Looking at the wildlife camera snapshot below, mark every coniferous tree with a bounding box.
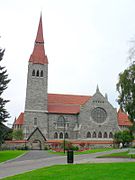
[0,48,10,146]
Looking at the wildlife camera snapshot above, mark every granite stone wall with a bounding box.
[78,90,120,139]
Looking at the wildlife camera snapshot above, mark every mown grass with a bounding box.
[3,162,135,180]
[98,150,135,158]
[0,150,27,163]
[48,148,114,156]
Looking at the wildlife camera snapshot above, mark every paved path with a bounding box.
[0,149,135,179]
[8,150,58,162]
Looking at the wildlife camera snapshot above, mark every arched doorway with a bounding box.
[32,139,42,150]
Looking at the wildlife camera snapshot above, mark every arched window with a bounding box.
[57,116,66,127]
[40,70,43,77]
[65,132,68,139]
[54,132,58,139]
[87,132,91,138]
[32,70,35,76]
[59,132,63,139]
[98,132,102,138]
[36,70,39,77]
[104,132,107,138]
[109,132,113,138]
[92,132,96,138]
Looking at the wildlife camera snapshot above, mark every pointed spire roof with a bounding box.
[96,84,99,93]
[29,14,48,64]
[35,13,44,43]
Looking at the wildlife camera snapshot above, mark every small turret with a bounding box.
[105,93,108,100]
[96,84,100,93]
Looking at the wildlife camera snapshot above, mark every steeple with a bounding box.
[96,84,99,93]
[29,14,48,64]
[35,13,44,43]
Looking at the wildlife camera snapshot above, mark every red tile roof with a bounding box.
[29,14,48,64]
[117,109,132,126]
[29,45,48,64]
[48,104,80,114]
[14,112,24,125]
[35,14,44,43]
[48,93,91,114]
[48,93,91,105]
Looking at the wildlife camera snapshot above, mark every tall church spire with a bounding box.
[29,14,48,64]
[35,13,44,43]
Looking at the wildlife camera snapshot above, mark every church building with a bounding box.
[13,15,132,148]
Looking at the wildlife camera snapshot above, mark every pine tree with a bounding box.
[0,48,10,146]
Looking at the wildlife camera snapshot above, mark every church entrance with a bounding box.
[32,140,42,150]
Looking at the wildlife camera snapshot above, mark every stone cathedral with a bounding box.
[13,15,132,147]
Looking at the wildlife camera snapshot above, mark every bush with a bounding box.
[12,129,24,140]
[71,145,79,151]
[44,145,49,150]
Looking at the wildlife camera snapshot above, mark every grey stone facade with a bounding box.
[48,114,78,140]
[78,89,120,140]
[24,62,48,139]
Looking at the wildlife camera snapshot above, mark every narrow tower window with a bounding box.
[36,70,39,77]
[40,70,43,77]
[32,70,35,76]
[34,118,37,126]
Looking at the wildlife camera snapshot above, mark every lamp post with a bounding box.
[63,116,66,154]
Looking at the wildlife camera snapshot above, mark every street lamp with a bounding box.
[64,117,66,154]
[61,115,66,154]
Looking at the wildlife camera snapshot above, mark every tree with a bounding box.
[0,49,10,122]
[117,63,135,121]
[0,48,10,145]
[12,129,24,140]
[114,130,134,147]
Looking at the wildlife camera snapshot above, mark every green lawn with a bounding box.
[0,150,28,163]
[3,162,135,180]
[98,151,135,158]
[49,148,114,155]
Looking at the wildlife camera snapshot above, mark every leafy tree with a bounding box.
[117,63,135,121]
[0,48,10,145]
[12,129,24,140]
[114,130,134,147]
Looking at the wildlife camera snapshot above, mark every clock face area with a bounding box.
[91,107,107,123]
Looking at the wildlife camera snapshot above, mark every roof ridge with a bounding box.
[48,93,91,97]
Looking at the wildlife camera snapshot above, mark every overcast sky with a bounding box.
[0,0,135,126]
